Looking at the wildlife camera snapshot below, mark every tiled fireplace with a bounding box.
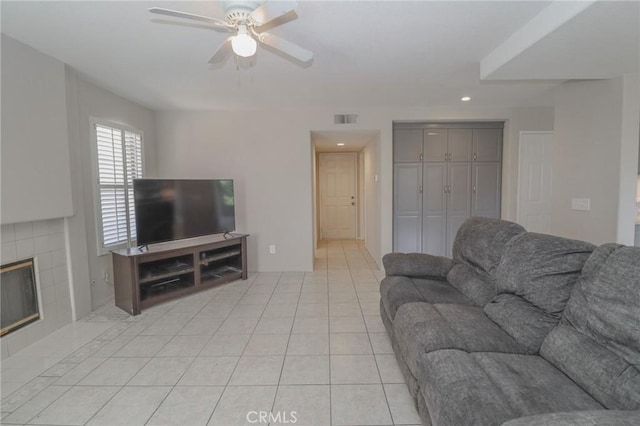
[1,259,40,336]
[0,219,73,358]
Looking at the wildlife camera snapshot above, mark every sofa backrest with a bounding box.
[540,244,640,410]
[484,232,595,353]
[447,217,525,305]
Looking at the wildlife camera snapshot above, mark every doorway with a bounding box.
[310,130,382,267]
[318,153,357,239]
[517,131,554,233]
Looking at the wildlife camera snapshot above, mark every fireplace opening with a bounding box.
[1,259,40,337]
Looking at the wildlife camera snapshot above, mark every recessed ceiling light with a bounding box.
[461,96,471,102]
[337,143,345,146]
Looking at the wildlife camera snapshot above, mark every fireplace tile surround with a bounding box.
[1,219,73,358]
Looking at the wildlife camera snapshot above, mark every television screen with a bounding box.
[134,179,235,245]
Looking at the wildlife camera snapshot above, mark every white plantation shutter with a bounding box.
[95,123,143,249]
[125,131,143,242]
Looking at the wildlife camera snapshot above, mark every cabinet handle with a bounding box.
[419,153,423,161]
[473,153,477,161]
[473,185,477,193]
[419,186,423,194]
[445,153,449,161]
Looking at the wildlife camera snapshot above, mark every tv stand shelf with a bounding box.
[111,234,248,315]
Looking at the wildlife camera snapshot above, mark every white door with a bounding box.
[518,132,554,233]
[319,153,357,239]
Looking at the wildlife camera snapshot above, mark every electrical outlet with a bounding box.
[571,198,591,211]
[269,245,276,254]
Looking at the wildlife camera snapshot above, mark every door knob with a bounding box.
[351,202,355,206]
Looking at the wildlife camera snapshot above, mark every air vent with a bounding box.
[334,114,358,124]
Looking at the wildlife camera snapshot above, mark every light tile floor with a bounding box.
[1,240,421,426]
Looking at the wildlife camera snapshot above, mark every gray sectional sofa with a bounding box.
[381,217,640,425]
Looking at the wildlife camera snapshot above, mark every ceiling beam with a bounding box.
[480,0,596,80]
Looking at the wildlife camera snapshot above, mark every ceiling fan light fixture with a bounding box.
[231,24,257,57]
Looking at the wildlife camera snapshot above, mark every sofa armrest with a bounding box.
[501,410,640,426]
[382,253,454,279]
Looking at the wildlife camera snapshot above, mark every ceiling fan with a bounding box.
[149,1,313,64]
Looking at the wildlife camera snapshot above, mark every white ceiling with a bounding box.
[1,1,637,111]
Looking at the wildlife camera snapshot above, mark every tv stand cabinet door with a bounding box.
[113,254,140,315]
[241,236,248,280]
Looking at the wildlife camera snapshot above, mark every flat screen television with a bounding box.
[133,179,235,245]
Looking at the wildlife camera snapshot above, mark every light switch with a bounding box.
[571,198,590,211]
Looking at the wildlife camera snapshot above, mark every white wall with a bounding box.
[616,74,640,244]
[552,76,640,245]
[156,110,314,271]
[156,106,553,271]
[65,72,158,310]
[1,35,73,224]
[311,143,318,255]
[363,136,381,265]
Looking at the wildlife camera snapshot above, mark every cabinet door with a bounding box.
[447,129,473,162]
[422,163,447,256]
[393,164,422,253]
[473,129,502,161]
[423,129,448,162]
[472,162,502,218]
[393,129,423,163]
[447,163,472,257]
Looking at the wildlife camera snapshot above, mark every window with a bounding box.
[93,121,143,252]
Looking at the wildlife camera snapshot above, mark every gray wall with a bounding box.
[66,72,158,310]
[552,76,640,245]
[1,35,73,224]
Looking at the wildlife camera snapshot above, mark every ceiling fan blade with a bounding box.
[209,38,234,64]
[259,32,313,63]
[149,7,230,28]
[250,1,297,27]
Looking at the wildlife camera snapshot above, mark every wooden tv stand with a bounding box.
[111,233,248,315]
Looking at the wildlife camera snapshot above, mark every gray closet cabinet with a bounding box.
[393,123,503,257]
[393,129,423,163]
[424,129,472,162]
[393,163,423,253]
[472,162,501,218]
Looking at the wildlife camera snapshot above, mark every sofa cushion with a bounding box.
[418,350,603,426]
[380,276,474,321]
[501,410,640,426]
[382,252,454,278]
[484,232,595,353]
[446,217,526,306]
[541,244,640,410]
[392,302,527,376]
[447,263,495,306]
[452,217,526,275]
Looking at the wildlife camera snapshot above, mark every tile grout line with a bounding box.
[2,241,403,426]
[269,272,303,426]
[84,285,224,426]
[348,239,396,426]
[201,272,267,425]
[205,271,280,425]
